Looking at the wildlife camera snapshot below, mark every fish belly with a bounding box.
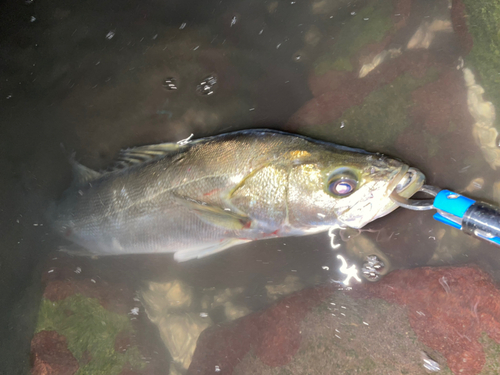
[68,199,237,256]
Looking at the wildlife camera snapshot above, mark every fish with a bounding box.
[49,129,425,262]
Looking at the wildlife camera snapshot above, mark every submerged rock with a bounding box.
[463,68,500,170]
[354,266,500,374]
[265,275,304,301]
[189,265,500,374]
[31,331,79,375]
[141,280,193,313]
[32,254,167,375]
[141,280,212,373]
[156,313,212,372]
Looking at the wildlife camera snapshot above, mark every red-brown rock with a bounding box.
[353,266,500,375]
[287,51,443,129]
[43,279,135,315]
[115,330,132,353]
[31,330,79,375]
[410,70,473,136]
[188,286,334,374]
[451,0,473,55]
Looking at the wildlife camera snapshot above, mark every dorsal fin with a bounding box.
[68,142,186,186]
[70,156,102,186]
[104,142,184,172]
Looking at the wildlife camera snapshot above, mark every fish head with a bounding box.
[287,150,425,230]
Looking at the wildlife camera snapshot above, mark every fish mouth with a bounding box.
[373,167,426,221]
[392,167,426,197]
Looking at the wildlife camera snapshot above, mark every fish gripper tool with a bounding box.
[391,185,500,246]
[433,190,500,246]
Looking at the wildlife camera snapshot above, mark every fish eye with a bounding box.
[327,169,358,197]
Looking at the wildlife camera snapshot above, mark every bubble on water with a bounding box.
[129,307,139,316]
[230,15,238,27]
[163,77,178,91]
[361,255,385,282]
[196,74,218,96]
[105,30,115,40]
[292,51,303,62]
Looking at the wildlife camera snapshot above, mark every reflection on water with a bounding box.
[2,0,500,373]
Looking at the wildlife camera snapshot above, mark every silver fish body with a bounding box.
[50,129,424,261]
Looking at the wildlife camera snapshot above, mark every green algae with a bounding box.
[462,0,500,131]
[478,334,500,374]
[314,0,394,76]
[308,68,440,154]
[36,294,145,375]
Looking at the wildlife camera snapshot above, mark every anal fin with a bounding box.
[58,244,99,259]
[173,238,250,262]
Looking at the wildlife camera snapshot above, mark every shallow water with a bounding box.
[2,0,500,373]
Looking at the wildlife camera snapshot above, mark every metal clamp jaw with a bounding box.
[433,190,500,246]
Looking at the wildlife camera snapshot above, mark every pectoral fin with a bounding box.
[173,238,250,262]
[174,196,251,230]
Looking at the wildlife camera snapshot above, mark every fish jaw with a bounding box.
[343,166,425,228]
[372,167,425,220]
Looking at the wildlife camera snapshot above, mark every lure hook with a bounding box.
[390,185,441,211]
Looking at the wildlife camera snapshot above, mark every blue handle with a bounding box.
[433,190,475,217]
[432,190,500,246]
